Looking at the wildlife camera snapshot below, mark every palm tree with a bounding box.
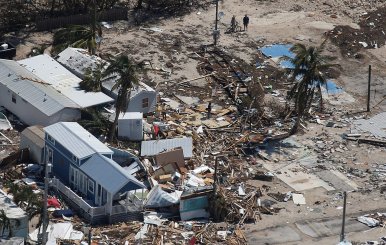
[53,0,101,55]
[103,55,140,141]
[53,24,102,55]
[0,210,11,238]
[79,108,111,137]
[26,197,44,230]
[79,61,107,92]
[281,42,337,134]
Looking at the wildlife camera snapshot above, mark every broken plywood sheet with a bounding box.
[175,95,200,105]
[161,98,181,110]
[155,148,185,168]
[354,112,386,139]
[184,113,205,126]
[202,119,230,129]
[263,162,335,191]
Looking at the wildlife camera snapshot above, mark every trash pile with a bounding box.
[357,213,386,227]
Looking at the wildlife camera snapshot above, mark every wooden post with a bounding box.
[214,0,219,46]
[340,191,347,242]
[367,65,371,112]
[213,156,220,221]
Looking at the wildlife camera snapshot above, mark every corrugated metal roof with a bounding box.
[80,154,145,193]
[56,48,104,78]
[44,122,113,159]
[141,137,193,158]
[102,80,156,99]
[21,125,45,148]
[56,48,155,99]
[0,59,79,116]
[18,54,113,108]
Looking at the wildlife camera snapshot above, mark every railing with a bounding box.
[50,178,105,217]
[111,204,127,215]
[50,178,141,217]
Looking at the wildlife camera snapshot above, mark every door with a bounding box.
[95,184,102,205]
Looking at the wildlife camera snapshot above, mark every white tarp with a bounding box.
[29,222,83,244]
[0,112,12,130]
[357,215,380,227]
[144,185,182,208]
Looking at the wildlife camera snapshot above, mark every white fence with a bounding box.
[50,178,105,217]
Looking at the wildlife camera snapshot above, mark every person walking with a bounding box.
[243,14,249,31]
[206,102,212,119]
[231,15,236,32]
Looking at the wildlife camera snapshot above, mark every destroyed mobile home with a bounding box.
[0,42,384,244]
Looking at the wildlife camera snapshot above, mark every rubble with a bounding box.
[1,2,386,244]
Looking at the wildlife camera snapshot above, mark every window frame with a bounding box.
[72,154,78,164]
[88,179,94,194]
[11,93,16,103]
[46,147,53,164]
[142,97,149,108]
[47,134,55,145]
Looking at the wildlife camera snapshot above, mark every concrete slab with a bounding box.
[295,218,368,238]
[263,162,335,191]
[354,112,386,139]
[245,225,302,244]
[316,170,359,192]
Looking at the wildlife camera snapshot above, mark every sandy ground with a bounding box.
[5,0,386,243]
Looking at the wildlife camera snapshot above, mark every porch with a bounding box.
[49,178,144,224]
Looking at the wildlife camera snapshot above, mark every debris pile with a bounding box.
[328,5,386,57]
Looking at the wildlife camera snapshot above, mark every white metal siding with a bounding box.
[0,84,79,126]
[127,91,157,114]
[118,113,143,141]
[20,136,44,164]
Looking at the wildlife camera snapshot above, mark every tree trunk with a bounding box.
[318,83,323,112]
[289,116,300,135]
[108,111,120,142]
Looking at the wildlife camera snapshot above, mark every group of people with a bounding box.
[231,14,249,32]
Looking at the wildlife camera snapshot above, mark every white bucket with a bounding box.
[1,43,8,49]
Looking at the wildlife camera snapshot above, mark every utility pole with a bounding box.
[90,0,97,55]
[340,191,347,242]
[367,65,371,112]
[41,154,50,244]
[213,0,219,46]
[213,156,221,221]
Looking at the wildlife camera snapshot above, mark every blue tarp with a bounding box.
[260,44,343,94]
[260,44,295,68]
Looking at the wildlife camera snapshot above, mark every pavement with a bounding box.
[244,210,386,244]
